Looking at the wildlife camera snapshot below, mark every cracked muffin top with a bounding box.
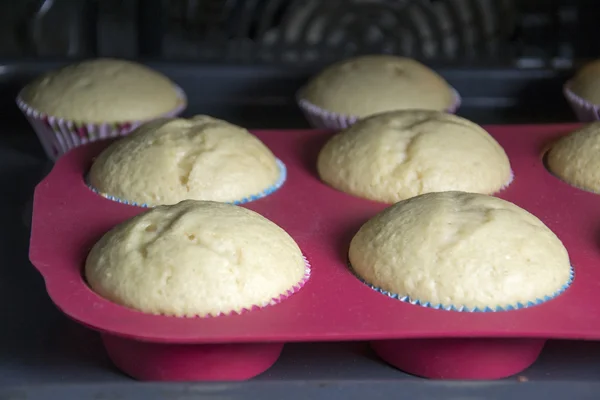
[88,115,281,206]
[316,110,512,203]
[348,191,572,310]
[85,200,307,317]
[20,58,183,123]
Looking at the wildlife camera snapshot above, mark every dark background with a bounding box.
[3,0,599,64]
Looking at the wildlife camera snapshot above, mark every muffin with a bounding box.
[88,115,285,207]
[564,60,600,121]
[85,200,310,317]
[16,58,187,160]
[349,191,573,312]
[317,110,512,203]
[546,122,600,193]
[297,55,460,129]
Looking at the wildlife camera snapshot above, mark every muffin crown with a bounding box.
[317,110,512,203]
[301,55,455,117]
[85,200,306,317]
[349,191,572,310]
[20,58,182,123]
[88,115,281,206]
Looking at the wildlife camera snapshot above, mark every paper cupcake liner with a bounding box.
[563,82,600,122]
[16,85,188,162]
[497,169,515,193]
[86,158,287,208]
[206,255,312,318]
[297,88,462,130]
[348,262,574,312]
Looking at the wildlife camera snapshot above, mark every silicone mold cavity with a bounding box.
[102,335,283,381]
[371,338,546,380]
[31,123,600,381]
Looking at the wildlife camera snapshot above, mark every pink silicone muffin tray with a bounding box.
[30,123,600,381]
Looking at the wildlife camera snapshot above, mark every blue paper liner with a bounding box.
[348,262,574,312]
[86,158,287,208]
